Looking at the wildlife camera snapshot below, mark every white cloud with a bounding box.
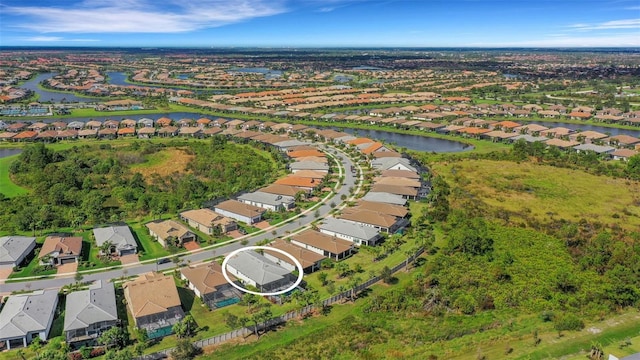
[4,0,286,33]
[21,36,65,42]
[568,18,640,31]
[20,36,100,42]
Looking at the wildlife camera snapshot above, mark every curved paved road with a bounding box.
[0,145,362,294]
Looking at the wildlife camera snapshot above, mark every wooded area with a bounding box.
[0,138,281,233]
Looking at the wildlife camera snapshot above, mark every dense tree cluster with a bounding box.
[0,139,279,232]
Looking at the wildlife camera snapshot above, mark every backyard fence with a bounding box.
[136,247,424,360]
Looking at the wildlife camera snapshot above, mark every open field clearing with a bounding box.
[131,148,194,180]
[432,159,640,231]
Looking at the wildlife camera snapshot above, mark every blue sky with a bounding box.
[0,0,639,47]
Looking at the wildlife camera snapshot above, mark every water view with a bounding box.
[19,73,95,103]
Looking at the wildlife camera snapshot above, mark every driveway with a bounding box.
[253,221,272,230]
[119,254,140,265]
[0,266,13,283]
[227,230,244,239]
[57,262,78,275]
[183,241,201,251]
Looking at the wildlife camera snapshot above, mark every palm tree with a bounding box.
[99,241,114,259]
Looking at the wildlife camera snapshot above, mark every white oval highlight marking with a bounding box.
[221,245,304,296]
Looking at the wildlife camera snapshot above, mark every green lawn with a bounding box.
[129,222,171,261]
[78,231,122,272]
[0,155,29,198]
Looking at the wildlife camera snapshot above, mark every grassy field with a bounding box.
[200,265,640,360]
[431,159,640,231]
[130,147,194,179]
[0,155,29,198]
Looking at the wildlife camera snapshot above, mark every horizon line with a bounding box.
[2,45,640,50]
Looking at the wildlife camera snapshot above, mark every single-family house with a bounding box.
[569,131,608,144]
[264,239,325,273]
[38,235,82,266]
[573,143,616,156]
[237,191,295,212]
[371,157,417,172]
[274,175,321,190]
[92,225,137,256]
[370,184,419,200]
[260,184,310,198]
[180,208,237,235]
[180,262,242,309]
[354,201,409,218]
[545,138,581,149]
[339,209,409,234]
[319,218,383,246]
[605,135,640,149]
[289,161,330,173]
[611,149,638,161]
[145,220,196,248]
[290,230,354,261]
[123,272,184,337]
[0,236,36,267]
[378,169,421,179]
[64,280,118,345]
[226,250,295,293]
[361,192,408,206]
[0,289,59,349]
[373,176,422,189]
[214,200,265,225]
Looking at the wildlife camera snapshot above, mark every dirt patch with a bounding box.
[119,254,140,265]
[183,241,201,251]
[57,262,78,275]
[587,327,602,334]
[132,148,194,181]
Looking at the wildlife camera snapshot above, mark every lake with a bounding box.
[332,127,472,153]
[0,112,471,153]
[0,148,22,159]
[20,73,96,103]
[4,110,639,152]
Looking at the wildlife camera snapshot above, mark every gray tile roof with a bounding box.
[92,225,137,252]
[0,289,58,339]
[371,157,417,172]
[361,192,407,206]
[510,134,548,143]
[64,280,118,332]
[0,236,36,265]
[319,217,381,241]
[289,161,330,171]
[272,139,312,149]
[227,251,290,287]
[237,191,295,207]
[573,143,616,153]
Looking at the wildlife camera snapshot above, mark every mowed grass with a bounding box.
[0,155,29,198]
[432,159,640,231]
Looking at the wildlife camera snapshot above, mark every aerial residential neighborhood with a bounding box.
[1,1,640,358]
